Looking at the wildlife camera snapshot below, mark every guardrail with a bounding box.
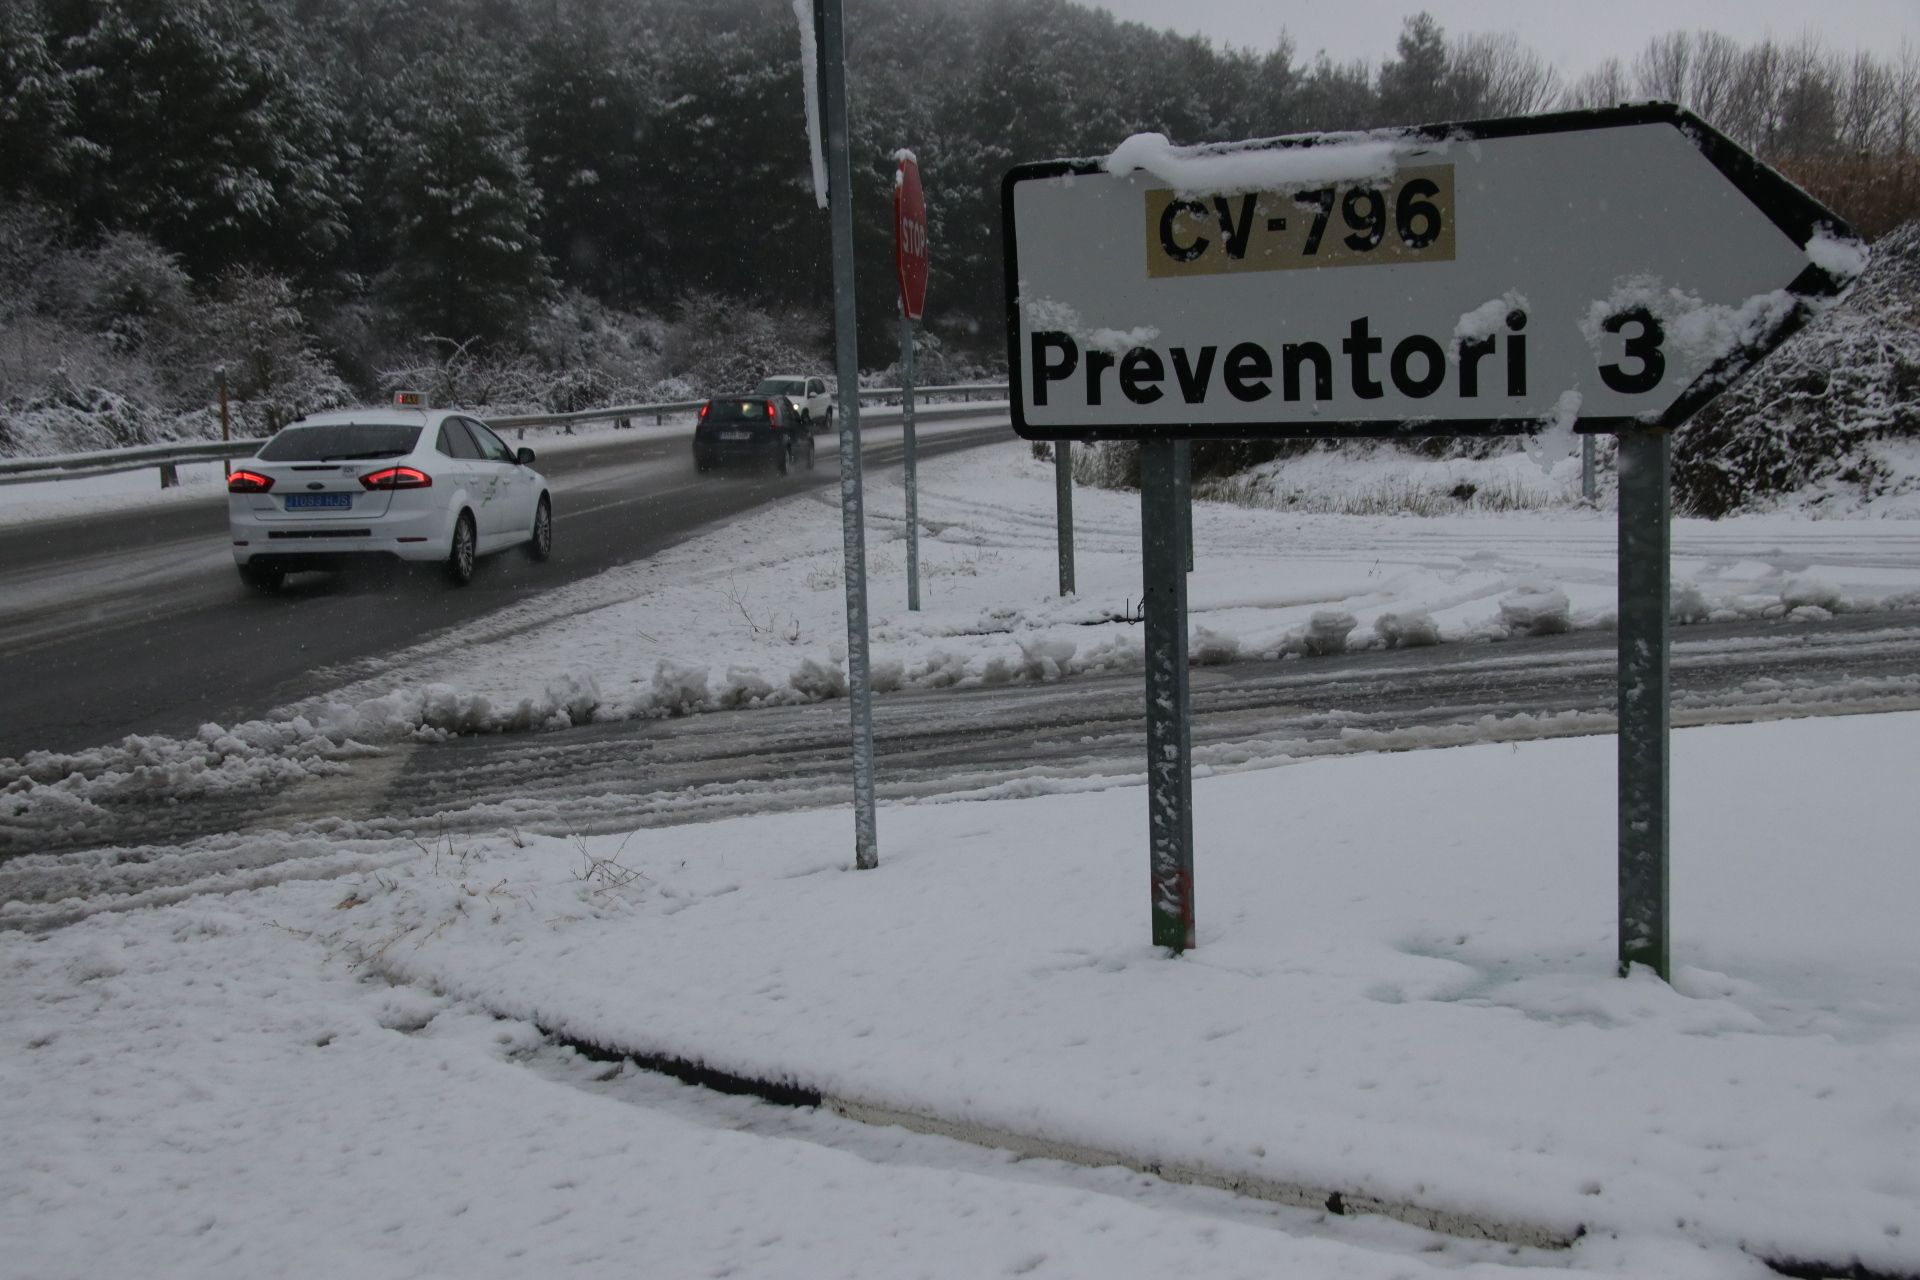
[489,382,1009,432]
[0,438,270,488]
[0,383,1012,488]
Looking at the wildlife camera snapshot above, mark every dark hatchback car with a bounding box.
[693,395,817,474]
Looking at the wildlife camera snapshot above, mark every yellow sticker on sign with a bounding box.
[1144,165,1456,278]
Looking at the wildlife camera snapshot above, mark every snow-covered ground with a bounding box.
[4,436,1920,1276]
[6,711,1915,1277]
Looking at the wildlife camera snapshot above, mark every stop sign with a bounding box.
[895,152,929,320]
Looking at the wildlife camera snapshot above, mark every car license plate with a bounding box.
[285,493,352,510]
[718,431,751,441]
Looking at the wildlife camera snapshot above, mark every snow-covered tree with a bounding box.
[0,1,86,197]
[199,269,351,432]
[519,9,661,306]
[377,59,552,349]
[44,0,353,279]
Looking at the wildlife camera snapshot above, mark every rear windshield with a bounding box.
[259,423,421,462]
[708,399,772,422]
[754,379,802,396]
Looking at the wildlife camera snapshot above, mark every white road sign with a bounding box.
[1002,104,1860,440]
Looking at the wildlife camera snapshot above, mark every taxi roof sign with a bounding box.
[393,391,426,408]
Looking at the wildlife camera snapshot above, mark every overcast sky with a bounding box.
[1089,0,1920,76]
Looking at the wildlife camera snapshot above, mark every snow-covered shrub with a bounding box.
[377,341,547,416]
[199,269,351,434]
[656,292,825,396]
[0,212,199,452]
[1674,219,1920,516]
[867,327,1002,390]
[1071,440,1140,490]
[524,290,667,411]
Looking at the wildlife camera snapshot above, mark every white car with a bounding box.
[227,399,552,590]
[754,375,833,430]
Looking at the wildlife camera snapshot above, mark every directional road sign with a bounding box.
[1002,103,1857,441]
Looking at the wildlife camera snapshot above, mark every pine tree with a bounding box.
[1374,11,1452,126]
[379,58,552,348]
[45,0,353,280]
[0,1,86,199]
[519,9,660,306]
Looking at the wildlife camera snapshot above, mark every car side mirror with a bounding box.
[516,447,536,466]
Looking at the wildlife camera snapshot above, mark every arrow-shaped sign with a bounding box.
[1003,103,1862,441]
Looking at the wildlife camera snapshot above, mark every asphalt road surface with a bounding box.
[0,417,1012,760]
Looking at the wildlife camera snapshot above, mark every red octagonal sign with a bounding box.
[895,153,929,321]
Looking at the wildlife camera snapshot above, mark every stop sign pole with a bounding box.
[896,151,928,611]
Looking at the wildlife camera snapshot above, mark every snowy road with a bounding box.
[0,414,1009,757]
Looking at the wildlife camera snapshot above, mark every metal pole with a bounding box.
[901,312,920,611]
[1054,441,1075,596]
[820,0,878,870]
[1174,439,1193,572]
[1616,428,1670,980]
[1582,433,1597,502]
[218,365,232,476]
[1140,440,1194,952]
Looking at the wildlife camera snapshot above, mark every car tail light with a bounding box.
[699,403,709,420]
[228,469,274,493]
[360,466,433,490]
[765,401,777,424]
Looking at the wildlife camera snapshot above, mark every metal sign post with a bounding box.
[901,314,919,610]
[1054,442,1075,596]
[1617,428,1671,976]
[1002,104,1855,964]
[819,0,877,870]
[1140,440,1195,950]
[1174,440,1194,572]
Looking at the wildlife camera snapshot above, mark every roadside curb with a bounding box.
[544,1026,1578,1253]
[542,1024,1920,1277]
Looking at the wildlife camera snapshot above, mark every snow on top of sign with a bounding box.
[1807,227,1870,281]
[1453,293,1530,347]
[792,0,827,210]
[1105,131,1410,194]
[893,148,918,166]
[1023,295,1159,356]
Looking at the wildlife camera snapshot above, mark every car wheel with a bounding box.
[773,438,790,476]
[238,562,283,593]
[804,433,817,470]
[445,511,477,586]
[526,494,552,562]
